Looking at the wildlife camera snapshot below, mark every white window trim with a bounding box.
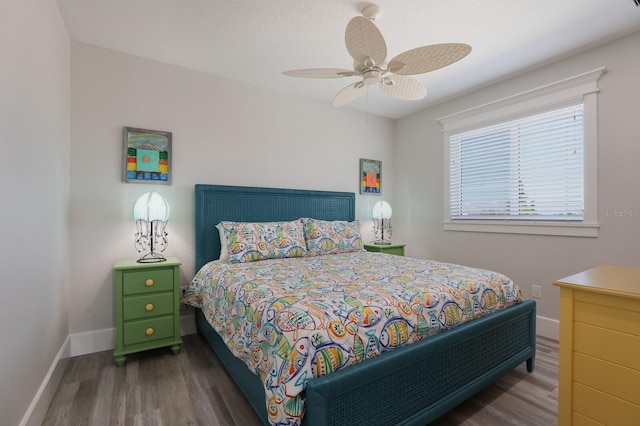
[438,68,605,237]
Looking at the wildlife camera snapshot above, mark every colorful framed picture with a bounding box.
[360,158,381,194]
[123,127,172,184]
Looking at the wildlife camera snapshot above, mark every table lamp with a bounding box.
[133,192,170,263]
[372,200,392,245]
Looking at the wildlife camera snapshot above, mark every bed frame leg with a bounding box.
[526,357,534,372]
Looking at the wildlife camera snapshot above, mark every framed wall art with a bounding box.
[360,158,381,194]
[123,127,172,184]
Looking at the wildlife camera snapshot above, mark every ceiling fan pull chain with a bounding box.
[366,85,370,123]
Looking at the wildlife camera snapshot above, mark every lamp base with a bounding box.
[137,252,167,263]
[371,240,392,245]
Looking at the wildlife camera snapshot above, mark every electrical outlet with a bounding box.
[531,285,542,299]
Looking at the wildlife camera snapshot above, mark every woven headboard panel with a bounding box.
[194,184,356,271]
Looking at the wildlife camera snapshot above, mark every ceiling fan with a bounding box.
[283,4,471,107]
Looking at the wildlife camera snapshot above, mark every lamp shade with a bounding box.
[133,192,170,221]
[372,200,392,219]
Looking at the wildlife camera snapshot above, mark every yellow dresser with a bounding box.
[554,266,640,425]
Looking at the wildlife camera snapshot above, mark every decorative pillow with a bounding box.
[216,222,229,262]
[219,220,307,263]
[302,218,364,256]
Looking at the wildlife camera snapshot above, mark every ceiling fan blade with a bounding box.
[379,75,426,101]
[333,82,367,107]
[345,16,387,67]
[388,43,471,75]
[282,68,356,78]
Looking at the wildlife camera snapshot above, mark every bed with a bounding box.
[190,184,536,425]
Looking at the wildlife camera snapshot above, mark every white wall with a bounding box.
[395,31,640,330]
[0,0,70,425]
[69,42,395,344]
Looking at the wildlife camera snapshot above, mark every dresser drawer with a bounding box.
[123,292,174,321]
[383,246,404,256]
[574,322,640,370]
[573,352,640,405]
[123,316,175,346]
[572,382,640,425]
[122,268,174,295]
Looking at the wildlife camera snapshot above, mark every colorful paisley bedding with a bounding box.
[183,252,522,425]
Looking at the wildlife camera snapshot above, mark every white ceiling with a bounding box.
[56,0,640,119]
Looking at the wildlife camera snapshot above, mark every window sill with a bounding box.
[443,220,599,237]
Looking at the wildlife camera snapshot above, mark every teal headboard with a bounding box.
[194,184,355,271]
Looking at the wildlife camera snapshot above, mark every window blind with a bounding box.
[449,104,584,221]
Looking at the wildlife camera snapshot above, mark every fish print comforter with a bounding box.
[184,251,522,425]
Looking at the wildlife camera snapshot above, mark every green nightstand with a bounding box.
[364,243,406,256]
[113,257,182,366]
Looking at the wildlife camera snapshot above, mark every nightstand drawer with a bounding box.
[123,316,175,346]
[123,292,174,321]
[364,243,405,256]
[122,268,174,295]
[381,246,404,256]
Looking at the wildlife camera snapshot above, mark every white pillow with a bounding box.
[216,222,229,262]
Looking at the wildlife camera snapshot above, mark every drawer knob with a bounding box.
[145,303,154,312]
[145,279,154,287]
[145,328,154,336]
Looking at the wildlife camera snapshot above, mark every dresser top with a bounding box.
[554,265,640,299]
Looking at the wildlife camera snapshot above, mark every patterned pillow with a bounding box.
[302,218,364,256]
[216,222,230,262]
[220,220,307,263]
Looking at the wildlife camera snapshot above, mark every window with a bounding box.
[450,104,584,220]
[439,68,604,237]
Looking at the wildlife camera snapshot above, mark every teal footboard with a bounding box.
[196,299,536,425]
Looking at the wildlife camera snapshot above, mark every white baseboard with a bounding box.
[20,336,71,426]
[536,315,559,341]
[70,327,115,357]
[68,314,197,358]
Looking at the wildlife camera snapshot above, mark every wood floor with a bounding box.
[42,334,558,426]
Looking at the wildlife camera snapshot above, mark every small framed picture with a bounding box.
[360,158,381,195]
[123,127,172,184]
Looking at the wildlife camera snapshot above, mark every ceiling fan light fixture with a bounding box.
[363,70,380,85]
